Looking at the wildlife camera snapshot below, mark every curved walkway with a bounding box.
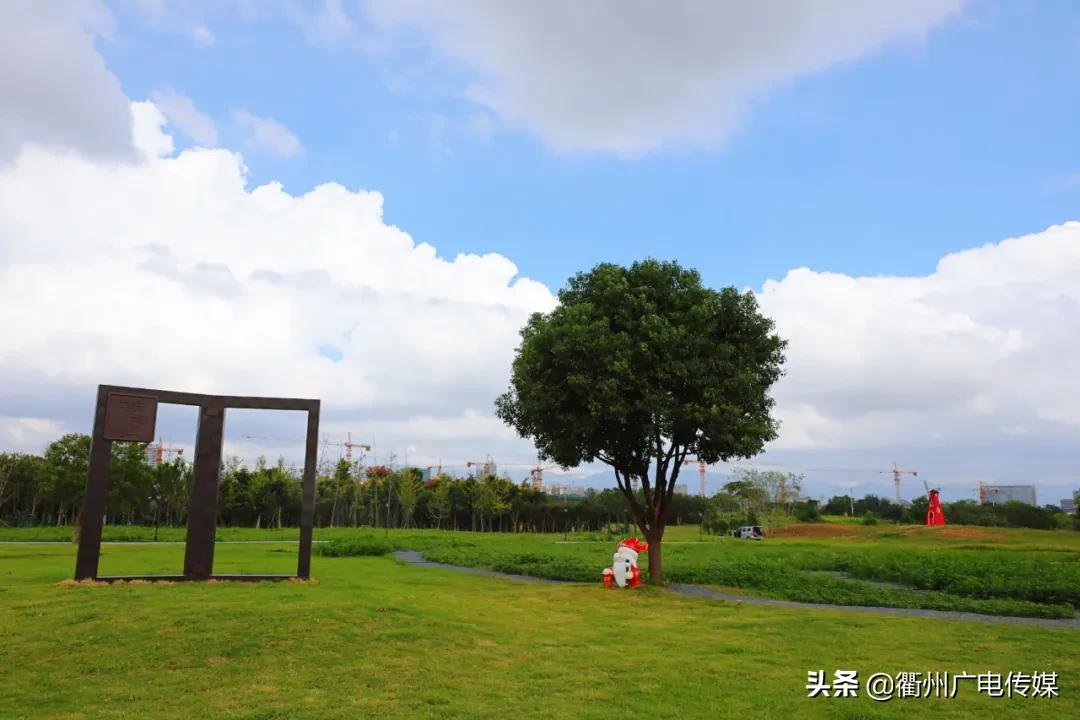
[392,551,1080,629]
[392,550,564,584]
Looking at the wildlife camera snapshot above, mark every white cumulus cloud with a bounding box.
[363,0,963,155]
[0,102,556,465]
[760,222,1080,446]
[755,222,1080,499]
[2,100,1079,494]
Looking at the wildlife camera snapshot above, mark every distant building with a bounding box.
[547,483,588,499]
[674,484,688,496]
[1060,490,1078,513]
[143,441,183,466]
[470,461,497,478]
[979,483,1037,506]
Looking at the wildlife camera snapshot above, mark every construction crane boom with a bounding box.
[804,463,918,504]
[881,462,918,504]
[237,433,371,473]
[489,458,557,491]
[529,462,556,492]
[681,459,707,498]
[343,432,372,463]
[465,456,498,478]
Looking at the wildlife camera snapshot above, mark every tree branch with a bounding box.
[614,467,647,531]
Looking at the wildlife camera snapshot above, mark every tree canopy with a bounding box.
[496,259,786,581]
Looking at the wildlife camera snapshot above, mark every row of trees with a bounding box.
[0,434,163,527]
[692,469,1079,533]
[700,469,818,533]
[0,434,709,532]
[820,493,1078,530]
[316,461,708,533]
[6,437,1073,533]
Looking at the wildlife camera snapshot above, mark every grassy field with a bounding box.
[0,538,1077,719]
[3,522,1079,618]
[1,524,1079,719]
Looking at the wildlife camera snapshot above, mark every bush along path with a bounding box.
[391,550,1080,630]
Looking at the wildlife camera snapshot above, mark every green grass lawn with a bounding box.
[4,522,1080,618]
[1,530,1079,718]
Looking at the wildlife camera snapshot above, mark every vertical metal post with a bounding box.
[183,404,225,579]
[75,386,112,580]
[297,401,320,578]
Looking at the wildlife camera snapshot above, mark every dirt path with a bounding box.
[391,551,1080,629]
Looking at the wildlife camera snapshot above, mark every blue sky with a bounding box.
[2,1,1079,504]
[98,0,1080,292]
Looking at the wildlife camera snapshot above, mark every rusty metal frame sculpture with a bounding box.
[74,384,320,582]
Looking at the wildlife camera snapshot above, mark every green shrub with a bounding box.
[861,511,878,526]
[793,501,821,522]
[314,537,393,557]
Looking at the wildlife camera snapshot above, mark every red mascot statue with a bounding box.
[601,537,649,588]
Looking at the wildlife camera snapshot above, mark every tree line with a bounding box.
[818,492,1078,530]
[700,468,1079,532]
[4,436,1074,532]
[0,433,709,532]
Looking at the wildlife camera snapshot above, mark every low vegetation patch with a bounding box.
[401,526,1080,620]
[314,537,393,557]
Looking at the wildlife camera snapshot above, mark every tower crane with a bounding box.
[681,458,708,498]
[528,463,555,492]
[477,458,557,490]
[344,432,372,463]
[466,456,497,478]
[523,461,557,492]
[882,462,918,504]
[804,463,918,504]
[238,433,371,473]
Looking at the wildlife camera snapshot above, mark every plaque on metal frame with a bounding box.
[102,392,157,442]
[76,385,320,582]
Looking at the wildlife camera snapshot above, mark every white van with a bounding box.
[731,525,764,540]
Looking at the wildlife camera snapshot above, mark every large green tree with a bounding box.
[496,260,786,582]
[43,433,92,524]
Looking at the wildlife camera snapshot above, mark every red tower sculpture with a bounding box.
[925,488,945,526]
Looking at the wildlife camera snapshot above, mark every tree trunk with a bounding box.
[72,507,82,544]
[646,527,664,584]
